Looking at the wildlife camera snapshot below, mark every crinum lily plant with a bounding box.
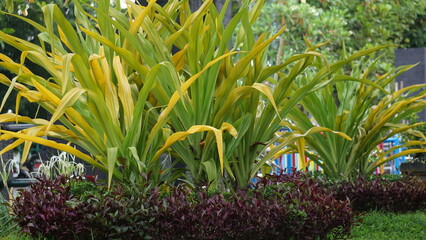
[0,0,393,190]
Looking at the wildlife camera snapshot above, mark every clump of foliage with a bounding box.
[12,175,356,239]
[12,176,96,239]
[0,0,242,189]
[76,186,153,239]
[147,185,355,239]
[253,174,356,239]
[401,113,426,163]
[252,0,351,64]
[37,151,86,179]
[0,0,76,117]
[0,0,394,191]
[330,175,426,213]
[260,171,426,213]
[310,0,426,49]
[287,51,426,180]
[253,0,426,66]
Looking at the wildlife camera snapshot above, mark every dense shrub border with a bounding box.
[15,173,424,239]
[260,171,426,213]
[147,185,355,240]
[13,176,356,240]
[330,176,426,212]
[12,177,90,239]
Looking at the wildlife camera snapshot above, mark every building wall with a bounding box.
[395,48,426,121]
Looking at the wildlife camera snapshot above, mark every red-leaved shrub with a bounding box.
[12,176,92,239]
[12,175,357,240]
[261,171,426,213]
[330,176,426,212]
[147,188,298,239]
[254,172,356,239]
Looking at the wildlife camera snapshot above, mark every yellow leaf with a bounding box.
[0,130,106,171]
[0,113,49,125]
[107,147,118,189]
[46,88,86,132]
[0,73,29,91]
[31,79,61,106]
[252,83,280,118]
[21,126,43,164]
[148,51,237,148]
[172,45,188,71]
[297,127,352,141]
[58,26,73,52]
[220,122,238,138]
[154,123,237,174]
[0,138,25,156]
[296,138,307,171]
[214,83,280,125]
[89,54,107,92]
[129,0,156,35]
[99,47,119,122]
[61,54,75,95]
[272,148,294,159]
[19,91,43,103]
[113,56,134,130]
[31,78,97,143]
[376,148,426,166]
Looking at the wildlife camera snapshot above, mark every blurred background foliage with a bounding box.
[252,0,426,68]
[0,0,86,118]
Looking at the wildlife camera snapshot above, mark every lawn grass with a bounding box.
[0,199,37,240]
[350,211,426,240]
[0,201,18,240]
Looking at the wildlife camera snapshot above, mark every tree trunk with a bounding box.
[138,0,232,26]
[189,0,203,12]
[174,0,232,27]
[213,0,232,26]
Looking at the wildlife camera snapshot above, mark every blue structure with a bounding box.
[381,135,406,175]
[266,135,406,175]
